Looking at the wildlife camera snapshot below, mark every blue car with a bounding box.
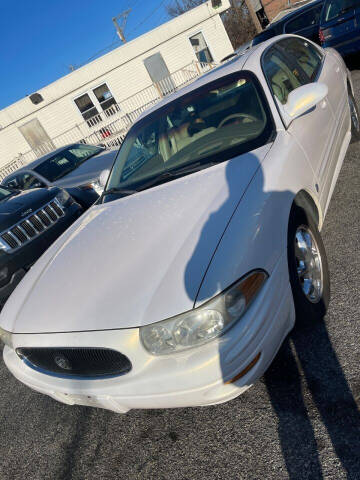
[320,0,360,55]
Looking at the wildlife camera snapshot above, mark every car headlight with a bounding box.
[56,190,71,206]
[0,327,13,349]
[140,270,268,356]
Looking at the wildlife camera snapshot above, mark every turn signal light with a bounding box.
[225,352,261,384]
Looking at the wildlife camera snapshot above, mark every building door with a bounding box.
[19,118,54,156]
[143,53,175,96]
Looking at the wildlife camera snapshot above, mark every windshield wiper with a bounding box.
[135,161,217,192]
[104,161,217,198]
[103,187,138,197]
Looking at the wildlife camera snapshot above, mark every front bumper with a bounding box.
[3,252,295,413]
[0,202,83,306]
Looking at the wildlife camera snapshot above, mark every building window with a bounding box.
[74,94,99,121]
[93,83,118,115]
[190,32,213,64]
[74,84,119,126]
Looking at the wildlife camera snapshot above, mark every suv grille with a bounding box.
[0,199,64,252]
[16,347,132,378]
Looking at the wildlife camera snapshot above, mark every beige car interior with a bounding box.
[159,123,216,162]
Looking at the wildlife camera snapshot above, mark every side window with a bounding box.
[285,6,322,33]
[17,173,45,190]
[279,38,323,81]
[3,177,18,189]
[263,47,303,104]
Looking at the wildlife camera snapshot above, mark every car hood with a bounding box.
[52,149,117,188]
[1,145,271,334]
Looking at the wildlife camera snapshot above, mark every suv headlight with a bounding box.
[0,327,13,349]
[140,271,268,356]
[56,190,71,206]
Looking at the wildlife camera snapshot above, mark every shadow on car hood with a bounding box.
[1,145,271,334]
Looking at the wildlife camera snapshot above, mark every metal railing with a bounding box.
[0,61,216,181]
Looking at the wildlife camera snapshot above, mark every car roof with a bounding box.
[262,0,323,32]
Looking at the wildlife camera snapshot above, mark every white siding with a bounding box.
[0,0,233,167]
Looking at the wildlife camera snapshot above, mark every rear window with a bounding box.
[106,72,274,193]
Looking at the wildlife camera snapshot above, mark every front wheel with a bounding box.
[349,92,360,143]
[287,206,330,323]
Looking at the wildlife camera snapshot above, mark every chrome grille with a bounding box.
[0,198,65,252]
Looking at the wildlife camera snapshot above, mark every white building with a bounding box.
[0,0,233,177]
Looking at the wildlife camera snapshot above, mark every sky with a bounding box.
[0,0,172,109]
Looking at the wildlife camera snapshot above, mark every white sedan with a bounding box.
[1,35,358,413]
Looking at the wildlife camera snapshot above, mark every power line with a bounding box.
[130,0,168,33]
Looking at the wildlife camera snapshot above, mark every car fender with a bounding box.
[195,131,321,306]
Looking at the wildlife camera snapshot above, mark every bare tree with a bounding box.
[167,0,205,17]
[222,0,257,48]
[166,0,257,50]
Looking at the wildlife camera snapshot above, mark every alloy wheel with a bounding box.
[294,225,323,304]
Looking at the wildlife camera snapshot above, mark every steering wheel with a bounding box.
[218,113,258,129]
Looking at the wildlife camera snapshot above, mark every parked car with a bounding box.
[253,0,324,46]
[0,186,82,308]
[2,144,117,209]
[319,0,360,56]
[1,34,358,413]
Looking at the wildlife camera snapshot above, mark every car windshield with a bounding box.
[0,186,16,201]
[105,72,272,196]
[33,144,103,182]
[323,0,359,21]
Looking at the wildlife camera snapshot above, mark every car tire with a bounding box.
[348,91,360,143]
[287,205,330,324]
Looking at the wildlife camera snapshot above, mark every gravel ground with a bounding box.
[0,69,359,480]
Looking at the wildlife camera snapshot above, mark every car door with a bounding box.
[263,42,335,212]
[284,4,324,44]
[280,37,349,209]
[320,0,360,53]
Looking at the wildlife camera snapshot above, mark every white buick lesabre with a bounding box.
[1,35,358,413]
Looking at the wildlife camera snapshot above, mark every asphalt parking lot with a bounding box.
[0,70,360,480]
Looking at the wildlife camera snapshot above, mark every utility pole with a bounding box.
[112,9,131,43]
[243,0,262,33]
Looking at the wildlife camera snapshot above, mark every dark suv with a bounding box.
[0,186,82,306]
[253,0,324,46]
[319,0,360,56]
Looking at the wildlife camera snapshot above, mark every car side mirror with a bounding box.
[281,82,328,127]
[99,169,110,189]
